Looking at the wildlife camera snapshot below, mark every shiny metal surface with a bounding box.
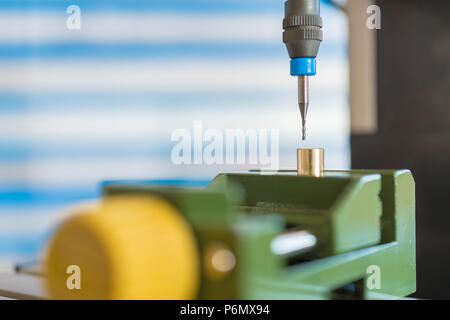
[271,230,317,257]
[297,148,324,177]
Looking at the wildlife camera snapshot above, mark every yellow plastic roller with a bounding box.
[45,196,200,300]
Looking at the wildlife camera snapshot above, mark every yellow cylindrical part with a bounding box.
[297,148,324,177]
[45,196,200,300]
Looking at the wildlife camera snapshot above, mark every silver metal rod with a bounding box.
[271,230,317,257]
[298,75,310,141]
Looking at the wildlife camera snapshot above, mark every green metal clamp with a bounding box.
[103,169,416,299]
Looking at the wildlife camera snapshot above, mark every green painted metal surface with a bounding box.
[103,169,416,299]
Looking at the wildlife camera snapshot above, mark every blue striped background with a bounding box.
[0,1,282,12]
[0,0,349,270]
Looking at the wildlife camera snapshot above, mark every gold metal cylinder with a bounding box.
[297,148,324,177]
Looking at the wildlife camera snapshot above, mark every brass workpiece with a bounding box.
[297,148,324,177]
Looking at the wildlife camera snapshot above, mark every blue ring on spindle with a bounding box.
[290,57,316,76]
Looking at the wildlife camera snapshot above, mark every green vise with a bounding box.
[103,169,416,299]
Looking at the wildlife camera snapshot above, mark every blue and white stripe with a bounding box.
[0,0,349,270]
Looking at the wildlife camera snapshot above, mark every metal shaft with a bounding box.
[298,75,309,140]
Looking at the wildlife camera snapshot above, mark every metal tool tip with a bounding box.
[301,119,306,141]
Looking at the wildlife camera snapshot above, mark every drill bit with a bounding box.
[298,75,309,140]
